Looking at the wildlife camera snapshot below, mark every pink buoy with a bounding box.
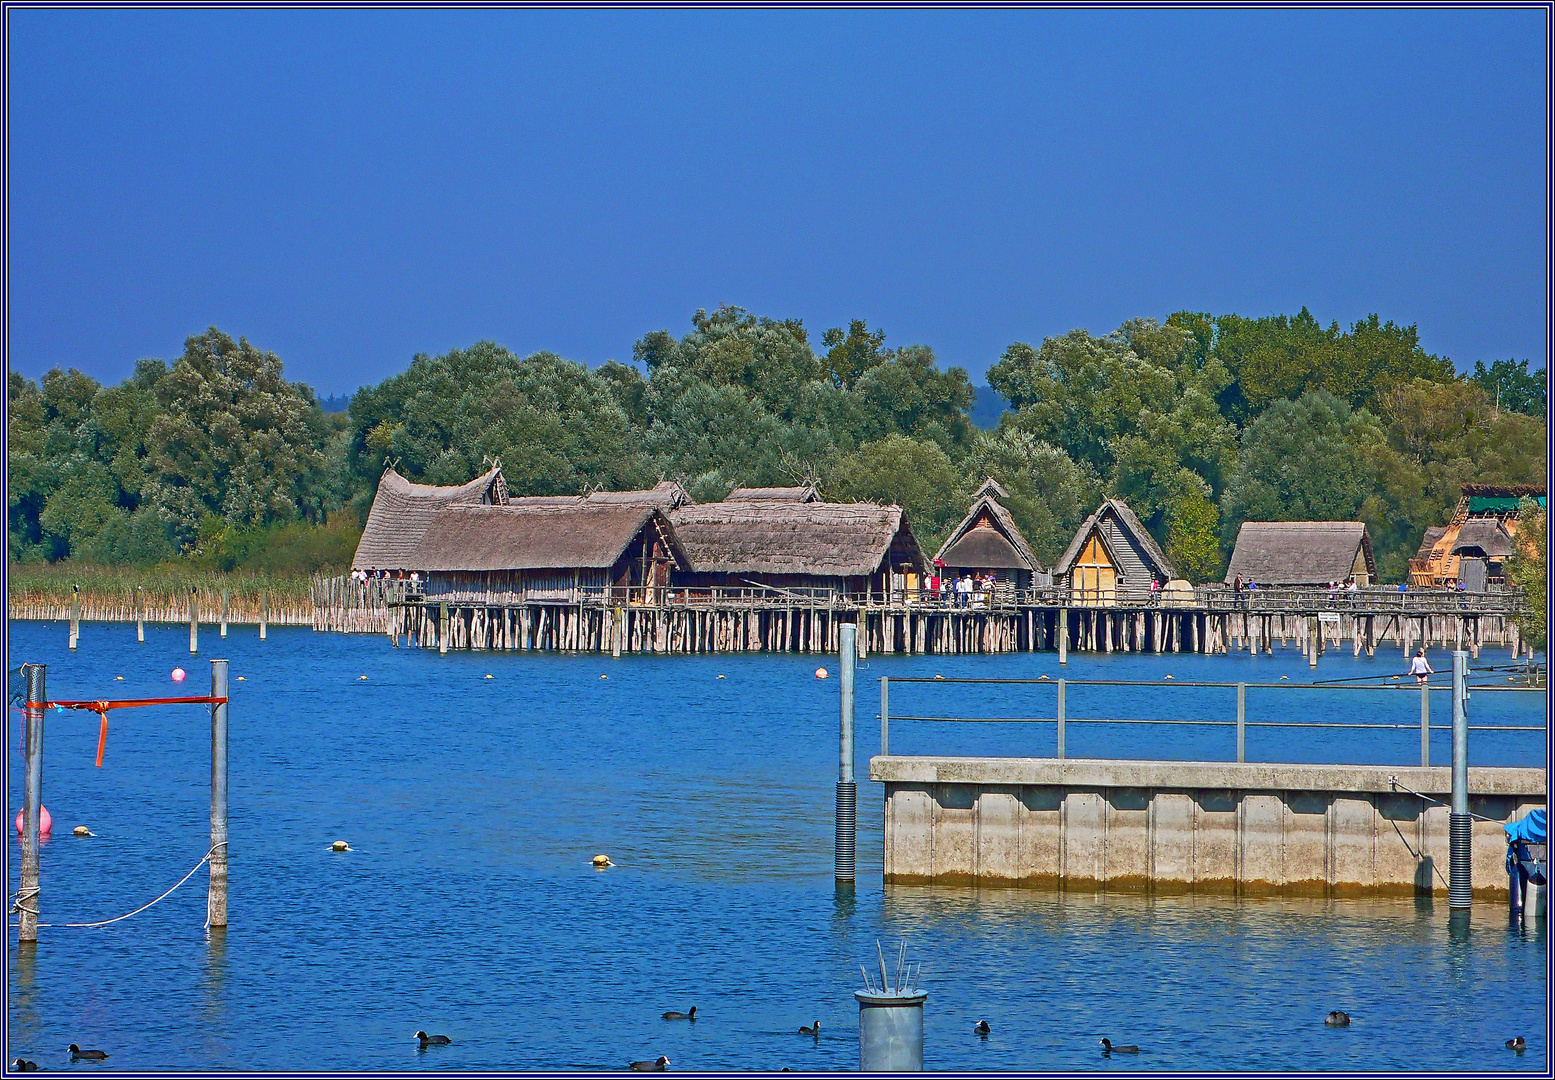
[15,806,51,836]
[171,667,187,682]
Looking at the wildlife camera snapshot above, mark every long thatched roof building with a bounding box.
[1225,521,1375,586]
[352,464,508,571]
[669,501,924,591]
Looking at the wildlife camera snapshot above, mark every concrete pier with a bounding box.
[871,756,1545,899]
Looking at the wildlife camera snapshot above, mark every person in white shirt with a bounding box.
[1408,649,1433,686]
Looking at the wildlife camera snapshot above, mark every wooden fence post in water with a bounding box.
[439,603,449,655]
[613,605,623,659]
[136,586,145,643]
[190,589,199,654]
[18,664,45,944]
[260,592,267,640]
[69,585,79,651]
[1058,607,1068,665]
[208,660,229,929]
[220,589,228,638]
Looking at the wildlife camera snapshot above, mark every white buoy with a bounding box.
[331,840,351,852]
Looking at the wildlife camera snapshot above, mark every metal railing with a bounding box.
[875,674,1546,766]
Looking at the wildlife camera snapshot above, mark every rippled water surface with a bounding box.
[6,621,1548,1071]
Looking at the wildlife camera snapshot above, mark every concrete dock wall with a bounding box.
[870,757,1546,899]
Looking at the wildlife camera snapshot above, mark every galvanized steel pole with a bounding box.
[1236,682,1246,764]
[18,664,45,944]
[1448,649,1471,909]
[835,623,857,882]
[69,585,79,651]
[189,589,199,654]
[1056,679,1066,759]
[208,660,229,928]
[1420,681,1430,767]
[880,677,890,757]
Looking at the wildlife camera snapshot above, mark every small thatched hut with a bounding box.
[1224,522,1375,587]
[409,503,687,604]
[669,501,924,597]
[352,464,508,572]
[933,479,1048,588]
[1053,498,1175,604]
[724,484,821,503]
[1410,483,1545,587]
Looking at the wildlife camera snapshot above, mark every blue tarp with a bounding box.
[1505,809,1547,845]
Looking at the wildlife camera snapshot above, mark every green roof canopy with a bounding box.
[1468,495,1545,514]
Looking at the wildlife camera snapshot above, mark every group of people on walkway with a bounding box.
[927,568,1000,608]
[350,567,421,586]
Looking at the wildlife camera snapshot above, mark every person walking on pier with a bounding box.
[1233,573,1244,605]
[1409,649,1434,686]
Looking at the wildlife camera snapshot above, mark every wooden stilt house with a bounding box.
[933,479,1049,588]
[668,501,925,599]
[1410,483,1546,587]
[352,464,508,572]
[1225,522,1375,587]
[1053,498,1175,604]
[408,503,688,605]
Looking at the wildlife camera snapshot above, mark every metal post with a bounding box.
[1236,682,1246,763]
[1058,607,1068,665]
[18,664,45,943]
[1420,681,1430,768]
[69,585,79,651]
[190,589,199,654]
[836,624,857,882]
[136,586,145,643]
[1449,649,1471,909]
[1056,678,1066,759]
[857,988,927,1071]
[208,660,229,928]
[880,677,890,756]
[438,602,449,655]
[612,605,623,659]
[220,588,228,638]
[1308,617,1318,668]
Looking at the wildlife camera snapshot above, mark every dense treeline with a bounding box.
[9,308,1548,584]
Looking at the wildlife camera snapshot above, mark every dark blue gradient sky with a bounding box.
[6,8,1547,394]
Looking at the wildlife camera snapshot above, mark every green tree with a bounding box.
[821,320,889,390]
[1507,499,1546,651]
[1470,358,1548,416]
[1165,492,1221,583]
[827,435,965,551]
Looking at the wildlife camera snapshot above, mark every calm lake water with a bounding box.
[6,620,1548,1072]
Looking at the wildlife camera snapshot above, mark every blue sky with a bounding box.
[6,8,1547,394]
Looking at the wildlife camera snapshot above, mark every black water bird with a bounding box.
[12,1059,38,1071]
[974,1020,991,1036]
[798,1021,819,1036]
[413,1031,451,1047]
[1507,1037,1527,1051]
[1099,1039,1138,1053]
[1325,1012,1351,1027]
[628,1056,669,1071]
[662,1006,696,1021]
[67,1046,107,1062]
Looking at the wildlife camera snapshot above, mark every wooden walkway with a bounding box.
[311,579,1532,660]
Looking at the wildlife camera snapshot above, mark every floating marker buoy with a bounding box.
[14,807,51,836]
[600,674,608,679]
[171,667,187,682]
[237,676,245,681]
[331,840,350,852]
[484,674,493,679]
[815,668,828,680]
[717,674,725,679]
[592,854,613,867]
[1038,674,1049,680]
[1164,674,1174,680]
[359,675,368,681]
[1280,675,1289,680]
[115,676,124,681]
[934,674,944,680]
[73,825,92,837]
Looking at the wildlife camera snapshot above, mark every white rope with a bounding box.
[1387,776,1505,824]
[9,843,225,929]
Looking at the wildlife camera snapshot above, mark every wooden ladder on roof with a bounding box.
[1409,495,1471,585]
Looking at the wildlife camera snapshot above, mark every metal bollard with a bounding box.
[69,585,79,651]
[858,943,926,1072]
[18,664,46,944]
[1448,650,1471,909]
[835,624,857,882]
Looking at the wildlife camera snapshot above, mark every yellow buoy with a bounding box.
[1280,675,1289,680]
[600,674,608,679]
[592,854,613,868]
[73,825,92,837]
[484,674,493,679]
[115,676,124,681]
[1164,674,1174,680]
[934,674,944,680]
[237,676,245,681]
[717,674,725,679]
[359,675,368,681]
[331,840,350,852]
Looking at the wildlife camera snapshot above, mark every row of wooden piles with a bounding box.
[396,603,1532,658]
[7,589,312,627]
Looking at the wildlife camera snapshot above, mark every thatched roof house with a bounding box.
[933,479,1047,587]
[725,484,821,503]
[1224,522,1375,587]
[1053,498,1175,603]
[410,503,687,602]
[669,501,924,593]
[352,464,508,571]
[1410,482,1545,586]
